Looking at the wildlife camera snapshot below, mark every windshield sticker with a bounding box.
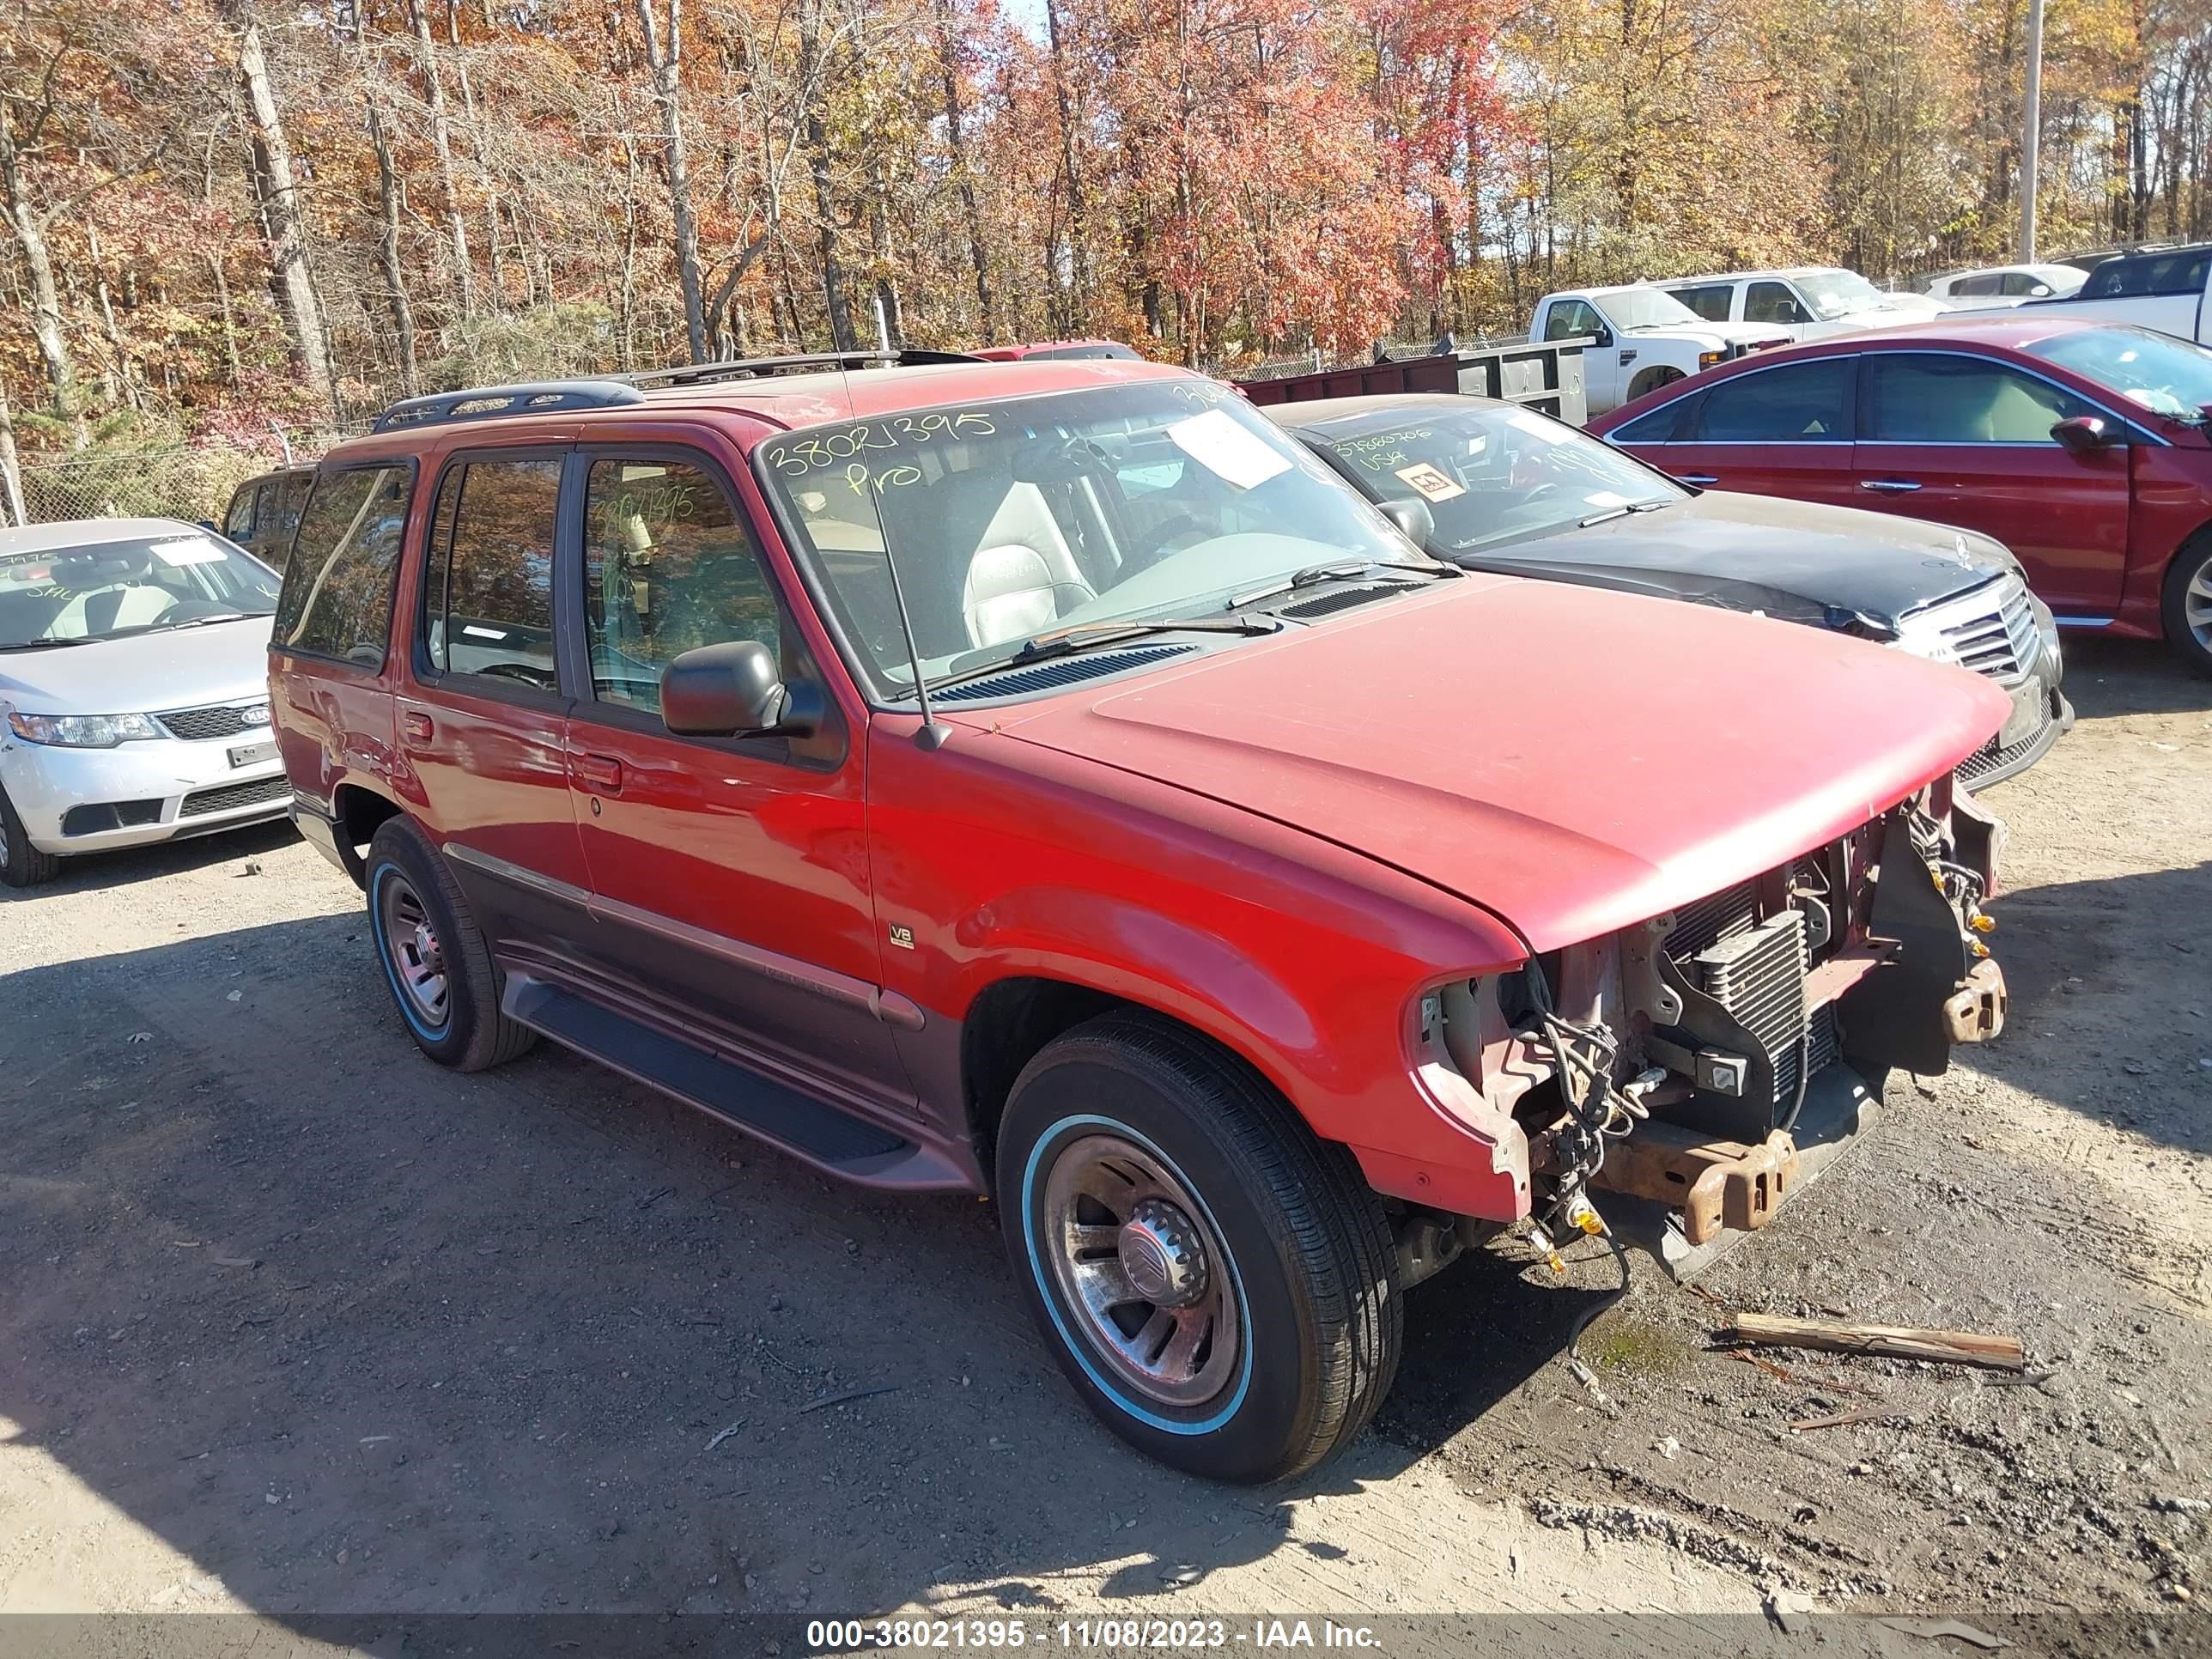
[1392,461,1466,503]
[1332,427,1431,473]
[1167,408,1291,491]
[151,537,228,567]
[769,410,998,477]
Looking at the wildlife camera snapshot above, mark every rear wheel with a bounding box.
[997,1012,1401,1484]
[2162,533,2212,676]
[0,782,61,888]
[364,819,535,1070]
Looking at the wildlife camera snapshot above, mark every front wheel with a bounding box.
[0,781,60,888]
[2162,533,2212,676]
[997,1012,1401,1484]
[1627,365,1686,402]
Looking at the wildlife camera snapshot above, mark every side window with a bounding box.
[421,457,562,689]
[1673,284,1733,322]
[1954,274,2002,297]
[2083,258,2147,299]
[1542,301,1596,342]
[224,485,256,538]
[273,465,413,665]
[1608,400,1687,443]
[1863,355,2092,444]
[1692,359,1853,441]
[253,481,279,537]
[581,456,781,717]
[278,471,313,538]
[1745,282,1808,325]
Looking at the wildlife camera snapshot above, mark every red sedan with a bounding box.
[1589,316,2212,672]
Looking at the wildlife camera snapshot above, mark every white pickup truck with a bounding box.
[2020,243,2211,343]
[1529,285,1790,416]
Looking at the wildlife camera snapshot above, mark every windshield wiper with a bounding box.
[142,611,270,633]
[1576,498,1679,528]
[927,616,1283,694]
[1225,557,1460,612]
[3,635,97,650]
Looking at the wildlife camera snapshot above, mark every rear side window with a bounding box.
[277,471,312,539]
[1672,284,1733,322]
[581,456,781,716]
[421,457,562,690]
[1608,401,1686,443]
[1863,354,2093,444]
[273,465,413,665]
[224,485,256,538]
[1693,360,1853,441]
[2082,249,2209,299]
[1952,274,2002,297]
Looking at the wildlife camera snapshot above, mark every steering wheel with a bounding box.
[478,661,559,691]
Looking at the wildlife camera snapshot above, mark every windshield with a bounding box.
[2024,325,2212,422]
[1796,270,1890,319]
[0,530,278,649]
[1310,406,1686,553]
[1596,289,1702,331]
[758,380,1427,699]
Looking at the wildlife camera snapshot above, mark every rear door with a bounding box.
[397,447,595,956]
[556,442,913,1113]
[1639,355,1858,508]
[1851,350,2131,614]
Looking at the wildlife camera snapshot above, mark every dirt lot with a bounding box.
[2,636,2208,1652]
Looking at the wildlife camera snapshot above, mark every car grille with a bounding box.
[158,703,264,742]
[1958,690,2059,787]
[179,775,290,818]
[1918,579,2039,681]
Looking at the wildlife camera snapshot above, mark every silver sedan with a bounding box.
[0,517,289,886]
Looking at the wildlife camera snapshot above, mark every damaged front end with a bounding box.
[1417,778,2005,1272]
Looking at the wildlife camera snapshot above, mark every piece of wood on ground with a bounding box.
[1723,1311,2024,1372]
[1789,1405,1916,1432]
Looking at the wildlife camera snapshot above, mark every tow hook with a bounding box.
[1943,957,2008,1042]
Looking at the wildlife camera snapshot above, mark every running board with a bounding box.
[500,974,969,1189]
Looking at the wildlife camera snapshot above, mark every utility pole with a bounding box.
[2019,0,2045,261]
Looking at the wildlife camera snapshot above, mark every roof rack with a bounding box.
[373,380,647,434]
[613,349,984,390]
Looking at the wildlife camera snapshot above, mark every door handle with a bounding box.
[573,753,623,794]
[1675,473,1720,486]
[1860,478,1923,493]
[400,711,434,743]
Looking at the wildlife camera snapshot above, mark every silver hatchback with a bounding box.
[0,518,289,886]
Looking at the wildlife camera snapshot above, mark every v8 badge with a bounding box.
[887,922,916,951]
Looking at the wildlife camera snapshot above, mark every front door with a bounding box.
[1652,355,1859,510]
[1852,351,2133,615]
[558,446,913,1115]
[397,447,595,958]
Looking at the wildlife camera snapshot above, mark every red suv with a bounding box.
[270,350,2013,1482]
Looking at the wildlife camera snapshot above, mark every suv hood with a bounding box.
[985,578,2008,952]
[0,616,273,714]
[1455,489,2015,634]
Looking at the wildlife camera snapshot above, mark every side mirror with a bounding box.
[1377,496,1436,548]
[2051,415,2118,455]
[1590,325,1613,349]
[660,640,817,738]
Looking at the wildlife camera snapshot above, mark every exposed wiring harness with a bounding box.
[1516,958,1656,1413]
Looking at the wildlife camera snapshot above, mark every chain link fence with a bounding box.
[5,428,367,532]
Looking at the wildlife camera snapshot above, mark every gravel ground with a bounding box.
[1,635,2207,1653]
